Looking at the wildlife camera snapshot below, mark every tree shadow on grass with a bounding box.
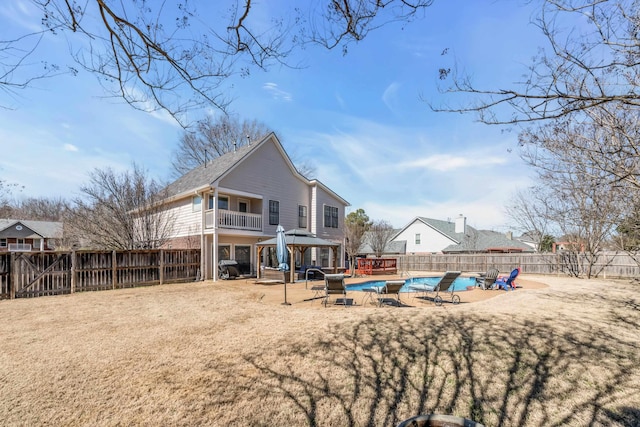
[237,292,640,426]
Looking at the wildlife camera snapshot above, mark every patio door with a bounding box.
[235,245,251,275]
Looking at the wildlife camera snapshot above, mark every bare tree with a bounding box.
[368,219,395,258]
[0,175,24,218]
[171,114,316,178]
[67,164,175,250]
[519,106,640,191]
[4,1,437,124]
[505,187,555,252]
[437,0,640,125]
[10,196,69,221]
[520,122,624,277]
[171,115,271,177]
[344,208,371,275]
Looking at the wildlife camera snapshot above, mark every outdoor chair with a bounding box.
[475,268,500,290]
[323,274,350,307]
[494,268,520,291]
[409,271,461,306]
[377,280,405,307]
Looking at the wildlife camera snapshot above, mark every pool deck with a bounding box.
[224,272,548,308]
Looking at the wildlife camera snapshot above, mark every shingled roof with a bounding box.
[0,219,63,238]
[163,140,259,198]
[394,216,533,253]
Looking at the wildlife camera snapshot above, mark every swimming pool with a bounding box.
[345,276,476,292]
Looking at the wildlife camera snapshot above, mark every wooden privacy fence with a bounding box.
[0,249,200,300]
[396,252,640,279]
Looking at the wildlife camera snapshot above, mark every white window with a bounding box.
[323,205,338,228]
[298,205,307,228]
[192,196,202,212]
[218,196,229,210]
[0,238,6,247]
[269,200,279,225]
[415,233,421,244]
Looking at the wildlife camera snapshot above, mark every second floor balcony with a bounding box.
[8,243,33,252]
[205,209,262,232]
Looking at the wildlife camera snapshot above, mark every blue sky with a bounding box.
[1,0,546,230]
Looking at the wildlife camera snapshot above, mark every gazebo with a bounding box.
[256,229,341,283]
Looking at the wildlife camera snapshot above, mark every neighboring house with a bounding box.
[516,231,542,251]
[160,133,350,280]
[391,214,532,254]
[357,230,406,257]
[0,219,63,252]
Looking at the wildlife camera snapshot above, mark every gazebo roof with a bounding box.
[259,229,340,247]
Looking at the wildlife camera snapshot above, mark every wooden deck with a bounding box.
[356,258,397,275]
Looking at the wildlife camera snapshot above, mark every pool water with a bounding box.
[345,276,476,292]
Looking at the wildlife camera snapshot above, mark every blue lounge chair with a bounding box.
[494,268,520,291]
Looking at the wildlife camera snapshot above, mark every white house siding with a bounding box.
[162,134,348,278]
[164,197,202,239]
[218,140,310,235]
[311,184,345,267]
[394,220,456,254]
[313,184,345,242]
[310,185,318,233]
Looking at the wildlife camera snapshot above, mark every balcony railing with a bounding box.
[357,258,398,275]
[8,243,32,252]
[205,210,262,231]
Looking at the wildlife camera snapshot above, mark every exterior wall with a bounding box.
[219,141,311,236]
[165,136,348,278]
[0,224,56,252]
[163,235,201,249]
[0,237,54,252]
[313,184,345,241]
[310,184,345,267]
[164,196,203,238]
[394,220,456,254]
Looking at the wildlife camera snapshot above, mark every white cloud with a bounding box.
[402,154,507,172]
[63,143,78,152]
[263,83,293,102]
[1,1,43,33]
[382,82,401,114]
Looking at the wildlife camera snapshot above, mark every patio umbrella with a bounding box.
[276,224,289,272]
[276,224,290,305]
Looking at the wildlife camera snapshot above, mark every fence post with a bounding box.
[159,249,164,285]
[10,253,16,299]
[112,250,117,290]
[70,250,76,293]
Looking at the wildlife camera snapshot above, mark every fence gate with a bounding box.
[0,254,9,299]
[11,252,72,298]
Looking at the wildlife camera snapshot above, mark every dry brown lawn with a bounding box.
[1,273,639,426]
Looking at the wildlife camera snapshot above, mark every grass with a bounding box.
[0,274,639,426]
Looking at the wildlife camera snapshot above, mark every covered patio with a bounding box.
[256,229,342,283]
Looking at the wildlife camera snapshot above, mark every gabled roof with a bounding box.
[0,219,63,238]
[162,132,349,206]
[392,216,533,253]
[442,229,533,253]
[164,133,299,198]
[358,229,406,255]
[358,239,406,255]
[392,216,465,244]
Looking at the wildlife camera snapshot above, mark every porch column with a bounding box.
[213,188,219,281]
[197,189,206,281]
